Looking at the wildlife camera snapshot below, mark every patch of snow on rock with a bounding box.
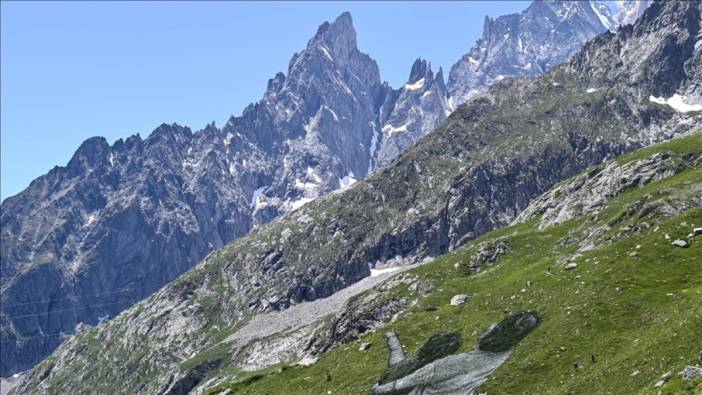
[251,186,267,209]
[338,173,357,189]
[382,122,410,136]
[290,197,314,211]
[367,121,379,173]
[404,78,426,91]
[370,267,400,277]
[649,94,702,113]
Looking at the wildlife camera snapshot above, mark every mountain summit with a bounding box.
[447,0,617,106]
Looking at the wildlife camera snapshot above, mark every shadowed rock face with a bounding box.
[373,312,540,395]
[478,311,541,352]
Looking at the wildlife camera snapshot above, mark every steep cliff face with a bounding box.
[447,0,617,106]
[12,2,700,393]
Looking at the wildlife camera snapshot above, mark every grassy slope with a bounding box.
[209,133,702,394]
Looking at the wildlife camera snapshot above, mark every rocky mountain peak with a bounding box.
[308,11,357,63]
[68,136,110,165]
[408,58,431,83]
[447,1,617,107]
[374,58,449,167]
[482,15,493,40]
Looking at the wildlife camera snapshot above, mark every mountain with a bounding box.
[0,11,389,376]
[446,0,617,106]
[377,0,622,166]
[0,3,622,377]
[210,131,702,395]
[614,0,652,26]
[10,1,700,393]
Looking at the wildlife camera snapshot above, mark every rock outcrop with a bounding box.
[515,150,702,229]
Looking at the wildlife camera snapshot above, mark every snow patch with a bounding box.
[338,173,357,189]
[649,94,702,113]
[182,159,197,169]
[306,166,322,183]
[404,78,426,91]
[290,197,314,211]
[85,213,97,226]
[251,186,267,209]
[297,356,318,366]
[381,122,410,136]
[591,2,616,31]
[586,88,599,93]
[367,121,379,174]
[370,267,400,277]
[108,152,114,166]
[319,45,333,61]
[468,57,480,66]
[495,75,505,81]
[323,106,338,121]
[224,132,234,146]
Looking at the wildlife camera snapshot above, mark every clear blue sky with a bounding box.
[1,1,616,201]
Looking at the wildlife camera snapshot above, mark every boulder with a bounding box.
[671,239,690,248]
[358,342,372,352]
[465,239,510,272]
[681,365,702,381]
[450,294,470,306]
[564,263,578,270]
[693,227,702,236]
[478,311,541,352]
